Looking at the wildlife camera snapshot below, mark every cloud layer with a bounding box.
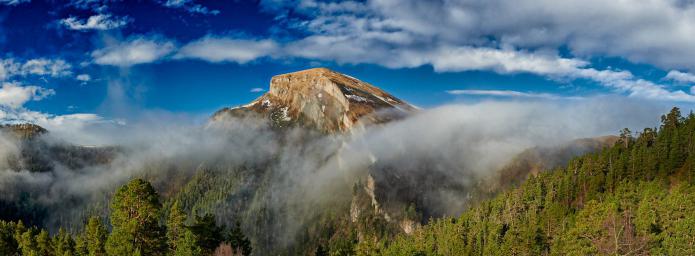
[78,0,695,103]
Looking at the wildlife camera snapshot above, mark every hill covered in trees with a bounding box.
[0,178,252,256]
[362,107,695,255]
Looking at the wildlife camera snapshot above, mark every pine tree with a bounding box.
[226,221,252,256]
[189,214,223,254]
[36,229,53,256]
[0,220,19,256]
[17,228,38,256]
[53,227,75,256]
[106,178,166,256]
[166,200,187,255]
[75,235,88,256]
[174,229,203,256]
[84,216,107,256]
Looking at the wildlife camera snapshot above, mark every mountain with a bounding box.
[0,69,648,255]
[212,68,417,132]
[0,123,47,139]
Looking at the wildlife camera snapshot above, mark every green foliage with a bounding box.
[0,177,250,256]
[6,108,695,255]
[226,221,252,256]
[53,227,75,256]
[189,213,224,254]
[106,178,166,256]
[377,107,695,255]
[0,220,20,255]
[83,216,107,256]
[166,200,187,255]
[173,228,203,256]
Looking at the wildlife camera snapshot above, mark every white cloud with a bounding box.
[250,87,265,93]
[20,59,72,77]
[446,89,580,100]
[76,74,91,82]
[429,47,587,75]
[176,37,278,63]
[0,59,19,81]
[665,70,695,84]
[76,74,91,85]
[253,0,695,103]
[404,46,695,102]
[0,105,113,144]
[162,0,220,15]
[331,0,695,72]
[0,58,71,81]
[0,82,55,108]
[61,14,130,31]
[91,37,176,67]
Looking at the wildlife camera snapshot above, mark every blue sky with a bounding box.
[2,0,695,126]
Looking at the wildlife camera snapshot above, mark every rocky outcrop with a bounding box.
[0,123,118,172]
[0,123,47,140]
[212,68,417,132]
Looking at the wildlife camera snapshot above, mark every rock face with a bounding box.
[212,68,417,132]
[0,123,47,140]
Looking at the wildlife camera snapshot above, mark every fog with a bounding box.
[0,96,680,249]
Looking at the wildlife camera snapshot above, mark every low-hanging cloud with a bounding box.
[0,96,682,248]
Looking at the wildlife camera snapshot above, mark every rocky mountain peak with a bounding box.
[0,123,47,140]
[212,68,417,132]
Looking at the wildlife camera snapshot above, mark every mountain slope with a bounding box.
[377,108,695,255]
[212,68,417,132]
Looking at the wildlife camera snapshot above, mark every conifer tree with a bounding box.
[189,214,223,254]
[166,200,187,255]
[84,216,107,256]
[53,227,75,256]
[106,178,166,256]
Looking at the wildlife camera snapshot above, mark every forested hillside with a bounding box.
[2,107,694,255]
[0,179,252,256]
[370,107,695,255]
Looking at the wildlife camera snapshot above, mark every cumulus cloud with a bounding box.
[274,0,695,71]
[0,82,55,108]
[91,37,176,67]
[255,0,695,102]
[61,14,130,31]
[665,70,695,84]
[176,37,278,63]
